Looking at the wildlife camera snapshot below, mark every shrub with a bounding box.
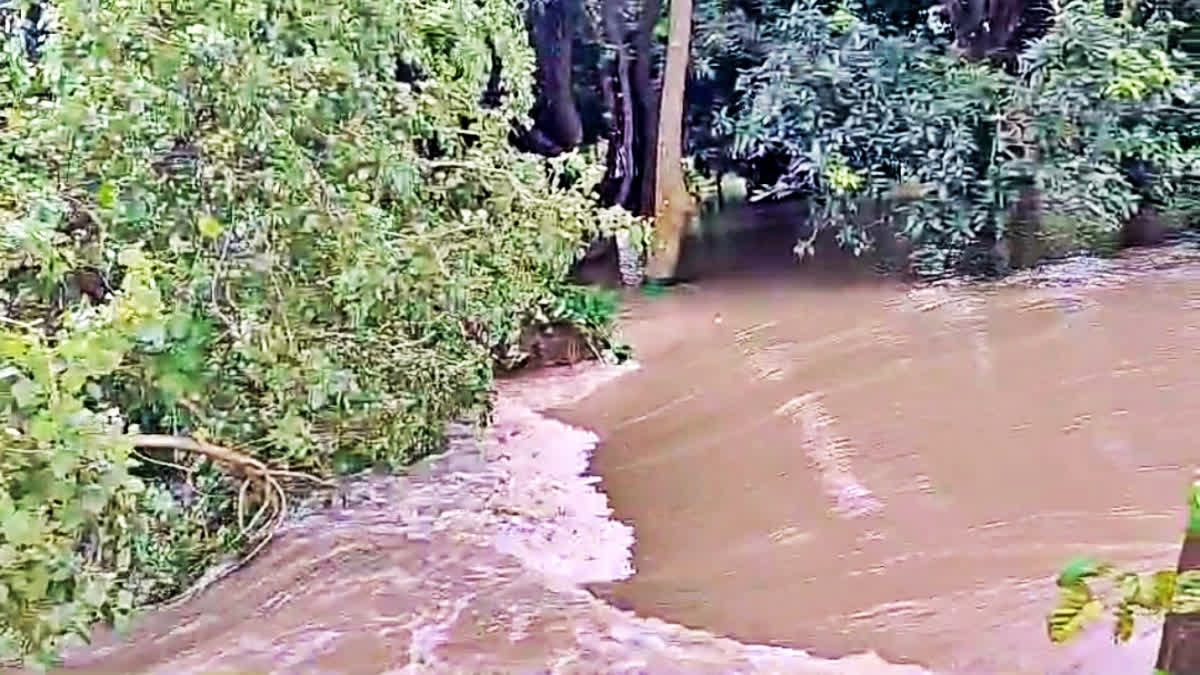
[0,0,634,663]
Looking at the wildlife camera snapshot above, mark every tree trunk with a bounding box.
[1156,475,1200,675]
[642,0,693,281]
[530,0,584,151]
[632,0,662,215]
[944,0,1033,61]
[600,0,635,209]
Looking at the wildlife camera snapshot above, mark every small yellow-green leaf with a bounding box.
[96,181,118,209]
[29,416,57,443]
[60,366,88,394]
[1048,581,1104,643]
[1142,570,1177,610]
[197,214,222,239]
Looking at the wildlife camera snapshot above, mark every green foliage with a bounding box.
[0,247,162,664]
[0,0,635,662]
[718,0,1197,275]
[1048,561,1200,644]
[1049,479,1200,650]
[541,285,621,334]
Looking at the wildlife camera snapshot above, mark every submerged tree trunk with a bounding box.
[642,0,693,281]
[1156,476,1200,674]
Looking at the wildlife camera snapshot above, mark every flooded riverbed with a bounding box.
[57,364,921,675]
[52,217,1200,674]
[563,237,1200,674]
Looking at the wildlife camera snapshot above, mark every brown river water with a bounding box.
[51,213,1200,674]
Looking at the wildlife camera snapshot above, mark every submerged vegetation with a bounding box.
[0,0,1197,668]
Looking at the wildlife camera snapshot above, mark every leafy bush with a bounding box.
[0,0,634,663]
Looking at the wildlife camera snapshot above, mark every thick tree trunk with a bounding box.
[944,0,1053,65]
[642,0,693,281]
[1156,475,1200,674]
[632,0,662,215]
[530,0,584,151]
[600,0,635,209]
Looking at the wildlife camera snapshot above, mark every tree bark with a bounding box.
[642,0,693,281]
[600,0,635,208]
[944,0,1032,61]
[632,0,662,215]
[530,0,584,151]
[1156,475,1200,675]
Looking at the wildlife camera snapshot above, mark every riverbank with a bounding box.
[56,361,925,674]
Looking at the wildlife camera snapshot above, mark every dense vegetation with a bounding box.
[529,0,1199,276]
[0,0,638,664]
[1,0,1198,667]
[718,0,1199,275]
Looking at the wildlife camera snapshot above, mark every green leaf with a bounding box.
[49,446,79,476]
[1141,570,1177,610]
[1174,570,1200,614]
[96,182,118,210]
[2,510,42,547]
[135,320,167,349]
[197,214,223,239]
[24,563,49,602]
[123,477,145,494]
[11,377,39,409]
[84,347,125,375]
[1057,556,1110,586]
[1048,581,1104,643]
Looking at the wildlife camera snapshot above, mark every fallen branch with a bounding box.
[130,433,335,606]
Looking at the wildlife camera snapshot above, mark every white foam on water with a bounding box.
[62,360,932,675]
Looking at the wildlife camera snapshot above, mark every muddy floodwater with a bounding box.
[52,214,1200,674]
[565,226,1200,674]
